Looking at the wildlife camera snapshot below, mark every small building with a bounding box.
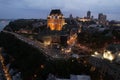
[78,17,91,22]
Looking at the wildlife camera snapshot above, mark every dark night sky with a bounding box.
[0,0,120,20]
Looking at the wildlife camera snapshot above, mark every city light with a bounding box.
[1,6,120,80]
[65,48,71,53]
[43,36,52,46]
[94,51,99,55]
[44,41,51,46]
[103,50,115,61]
[40,64,44,69]
[118,53,120,56]
[91,51,102,58]
[67,34,77,46]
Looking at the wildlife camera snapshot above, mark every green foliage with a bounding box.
[4,19,47,33]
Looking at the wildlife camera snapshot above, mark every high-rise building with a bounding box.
[47,9,65,31]
[98,13,107,25]
[87,11,91,18]
[69,14,73,19]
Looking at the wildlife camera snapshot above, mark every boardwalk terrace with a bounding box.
[47,9,65,31]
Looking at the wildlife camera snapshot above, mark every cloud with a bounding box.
[22,0,65,9]
[0,0,120,20]
[0,0,120,10]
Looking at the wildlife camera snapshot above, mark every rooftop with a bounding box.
[50,9,63,15]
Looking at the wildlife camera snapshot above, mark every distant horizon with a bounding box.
[0,9,119,21]
[0,13,119,21]
[0,0,120,21]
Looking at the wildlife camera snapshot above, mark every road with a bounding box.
[0,48,12,80]
[0,62,6,80]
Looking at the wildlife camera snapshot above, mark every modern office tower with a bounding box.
[98,13,107,25]
[87,11,91,18]
[69,14,73,19]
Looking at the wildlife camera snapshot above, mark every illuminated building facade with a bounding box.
[77,11,91,22]
[78,17,91,22]
[47,9,65,31]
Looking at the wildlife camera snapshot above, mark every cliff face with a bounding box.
[4,19,47,33]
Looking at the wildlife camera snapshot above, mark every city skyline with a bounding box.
[0,0,120,20]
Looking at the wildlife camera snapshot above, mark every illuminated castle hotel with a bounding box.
[38,9,78,48]
[47,9,65,31]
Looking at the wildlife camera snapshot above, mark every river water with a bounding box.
[0,21,10,31]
